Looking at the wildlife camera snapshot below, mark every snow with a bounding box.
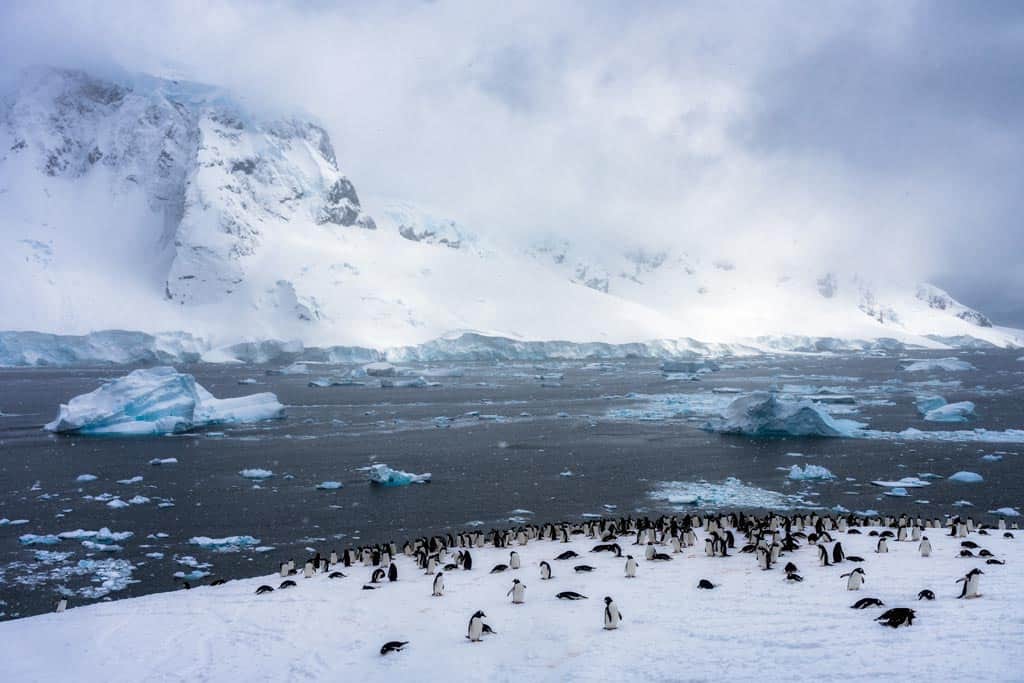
[366,464,431,487]
[239,469,274,480]
[706,391,860,438]
[902,358,976,373]
[44,367,284,435]
[1,519,1019,681]
[787,464,836,480]
[316,481,344,490]
[948,471,984,483]
[923,401,975,423]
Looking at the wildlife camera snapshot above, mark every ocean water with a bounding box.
[0,350,1021,619]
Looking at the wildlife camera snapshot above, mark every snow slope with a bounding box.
[2,66,1021,352]
[0,519,1018,681]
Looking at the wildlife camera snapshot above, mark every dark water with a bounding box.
[1,350,1021,619]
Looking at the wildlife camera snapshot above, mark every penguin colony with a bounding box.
[164,511,1013,654]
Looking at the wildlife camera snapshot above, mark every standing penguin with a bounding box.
[645,542,656,560]
[55,598,68,613]
[625,555,638,578]
[463,550,473,571]
[876,538,889,554]
[603,596,622,630]
[304,561,315,578]
[507,579,526,604]
[279,562,289,578]
[467,610,486,642]
[509,551,521,570]
[540,561,552,580]
[432,572,444,597]
[818,545,831,567]
[919,536,932,557]
[388,562,398,582]
[841,568,866,590]
[957,568,983,599]
[425,555,437,575]
[832,542,845,563]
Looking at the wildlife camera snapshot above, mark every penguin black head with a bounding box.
[604,596,612,604]
[473,610,486,618]
[627,555,634,560]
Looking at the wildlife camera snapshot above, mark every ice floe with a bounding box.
[923,401,975,423]
[44,367,284,436]
[786,464,835,480]
[990,507,1020,517]
[315,481,344,490]
[188,536,261,552]
[239,469,274,479]
[902,357,976,372]
[366,464,431,486]
[149,458,178,466]
[75,474,98,482]
[650,477,809,510]
[980,454,1004,462]
[18,534,60,545]
[870,477,931,488]
[948,471,984,483]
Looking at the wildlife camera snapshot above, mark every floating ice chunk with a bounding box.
[915,395,947,415]
[174,570,210,581]
[948,471,984,483]
[787,464,835,480]
[902,358,976,373]
[238,378,259,385]
[117,476,143,485]
[990,507,1020,517]
[316,481,344,490]
[855,509,880,517]
[44,367,284,436]
[149,458,178,466]
[76,474,98,482]
[188,535,261,552]
[882,428,1024,443]
[19,534,60,545]
[82,540,123,552]
[268,362,309,375]
[366,464,431,486]
[0,518,29,526]
[952,500,974,507]
[76,558,138,598]
[884,487,910,497]
[707,391,858,438]
[239,469,274,479]
[127,495,150,505]
[380,377,436,388]
[667,494,700,505]
[58,528,133,542]
[363,362,397,377]
[651,477,805,510]
[107,499,129,509]
[980,454,1003,462]
[924,401,975,423]
[870,477,930,488]
[145,552,165,559]
[559,470,574,477]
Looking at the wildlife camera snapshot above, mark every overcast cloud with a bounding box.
[2,1,1022,322]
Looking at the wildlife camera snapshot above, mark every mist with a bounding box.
[2,0,1021,321]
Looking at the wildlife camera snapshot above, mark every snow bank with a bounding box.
[949,471,984,483]
[366,464,431,486]
[902,357,976,372]
[706,391,858,438]
[44,367,284,436]
[787,464,835,480]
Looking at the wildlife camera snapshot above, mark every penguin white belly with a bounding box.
[468,618,483,641]
[847,573,864,590]
[511,584,526,603]
[625,558,637,577]
[604,605,621,629]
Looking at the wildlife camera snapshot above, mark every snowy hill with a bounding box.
[1,66,1021,358]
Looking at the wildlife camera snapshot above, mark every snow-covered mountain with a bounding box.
[1,66,1020,356]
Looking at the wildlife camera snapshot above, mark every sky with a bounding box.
[1,0,1022,324]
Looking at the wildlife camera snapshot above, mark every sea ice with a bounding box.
[44,367,284,435]
[117,476,143,485]
[76,474,98,482]
[870,477,930,488]
[149,458,178,466]
[82,540,122,552]
[366,464,431,486]
[106,500,129,509]
[902,358,976,373]
[239,469,274,479]
[650,477,806,510]
[316,481,344,490]
[948,471,984,483]
[884,487,910,497]
[188,536,261,552]
[363,362,397,377]
[980,454,1003,462]
[923,401,975,423]
[787,464,836,480]
[58,528,133,542]
[19,534,60,545]
[990,507,1020,517]
[706,391,858,438]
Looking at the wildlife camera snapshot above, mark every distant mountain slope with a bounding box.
[1,67,1020,351]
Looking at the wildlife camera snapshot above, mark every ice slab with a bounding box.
[366,464,431,486]
[990,507,1020,517]
[902,358,976,372]
[924,401,975,423]
[650,477,808,510]
[44,367,284,436]
[239,469,274,479]
[188,536,261,552]
[316,481,343,490]
[870,477,931,488]
[948,471,984,483]
[787,464,835,480]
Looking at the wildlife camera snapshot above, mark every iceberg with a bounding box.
[948,471,984,483]
[915,394,947,414]
[902,358,976,373]
[44,367,284,436]
[239,468,274,479]
[316,481,344,490]
[19,534,60,545]
[76,474,98,482]
[706,391,857,438]
[884,487,910,497]
[366,464,431,486]
[363,362,397,377]
[787,464,836,480]
[980,454,1003,462]
[380,377,437,388]
[149,458,178,465]
[990,507,1020,517]
[188,535,261,552]
[58,528,133,542]
[923,401,975,423]
[870,477,931,488]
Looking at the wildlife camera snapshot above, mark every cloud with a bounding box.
[1,0,1021,318]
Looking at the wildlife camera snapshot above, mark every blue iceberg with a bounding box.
[706,392,859,438]
[366,464,431,486]
[44,367,284,436]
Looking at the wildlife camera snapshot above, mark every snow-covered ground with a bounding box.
[1,518,1019,681]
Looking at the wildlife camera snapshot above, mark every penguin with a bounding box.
[697,579,716,590]
[876,538,888,554]
[832,542,845,563]
[625,555,638,578]
[603,597,622,630]
[467,610,486,642]
[425,555,437,575]
[956,568,983,599]
[555,550,579,560]
[463,550,473,571]
[328,571,346,579]
[784,561,798,574]
[670,536,682,553]
[329,551,338,565]
[556,591,588,600]
[371,568,386,583]
[841,568,865,590]
[540,561,552,580]
[380,641,408,655]
[785,572,803,582]
[917,589,935,601]
[645,542,656,560]
[509,551,521,570]
[279,562,289,578]
[818,544,831,567]
[919,536,932,557]
[279,579,297,589]
[55,598,68,612]
[432,572,445,596]
[850,597,884,609]
[875,607,915,628]
[255,585,274,595]
[388,562,398,582]
[490,564,509,574]
[507,578,526,604]
[303,561,314,578]
[574,565,596,573]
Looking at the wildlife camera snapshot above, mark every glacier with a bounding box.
[43,367,284,436]
[705,391,860,438]
[365,464,431,487]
